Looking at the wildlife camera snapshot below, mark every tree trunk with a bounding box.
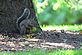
[0,0,42,35]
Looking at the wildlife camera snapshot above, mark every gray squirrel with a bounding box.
[16,7,43,35]
[16,8,31,34]
[19,19,37,34]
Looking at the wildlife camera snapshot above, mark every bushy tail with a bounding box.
[16,8,30,30]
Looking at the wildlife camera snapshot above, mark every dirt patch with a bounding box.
[0,30,82,51]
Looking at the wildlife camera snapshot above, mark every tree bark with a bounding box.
[0,0,42,34]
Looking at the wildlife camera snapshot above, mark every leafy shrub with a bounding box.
[34,0,82,25]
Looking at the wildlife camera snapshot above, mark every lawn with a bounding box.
[0,49,82,55]
[41,24,82,31]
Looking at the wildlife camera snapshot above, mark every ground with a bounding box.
[0,30,82,51]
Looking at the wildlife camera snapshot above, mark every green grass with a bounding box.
[0,49,82,55]
[41,24,82,31]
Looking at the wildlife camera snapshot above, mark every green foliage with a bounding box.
[33,0,82,25]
